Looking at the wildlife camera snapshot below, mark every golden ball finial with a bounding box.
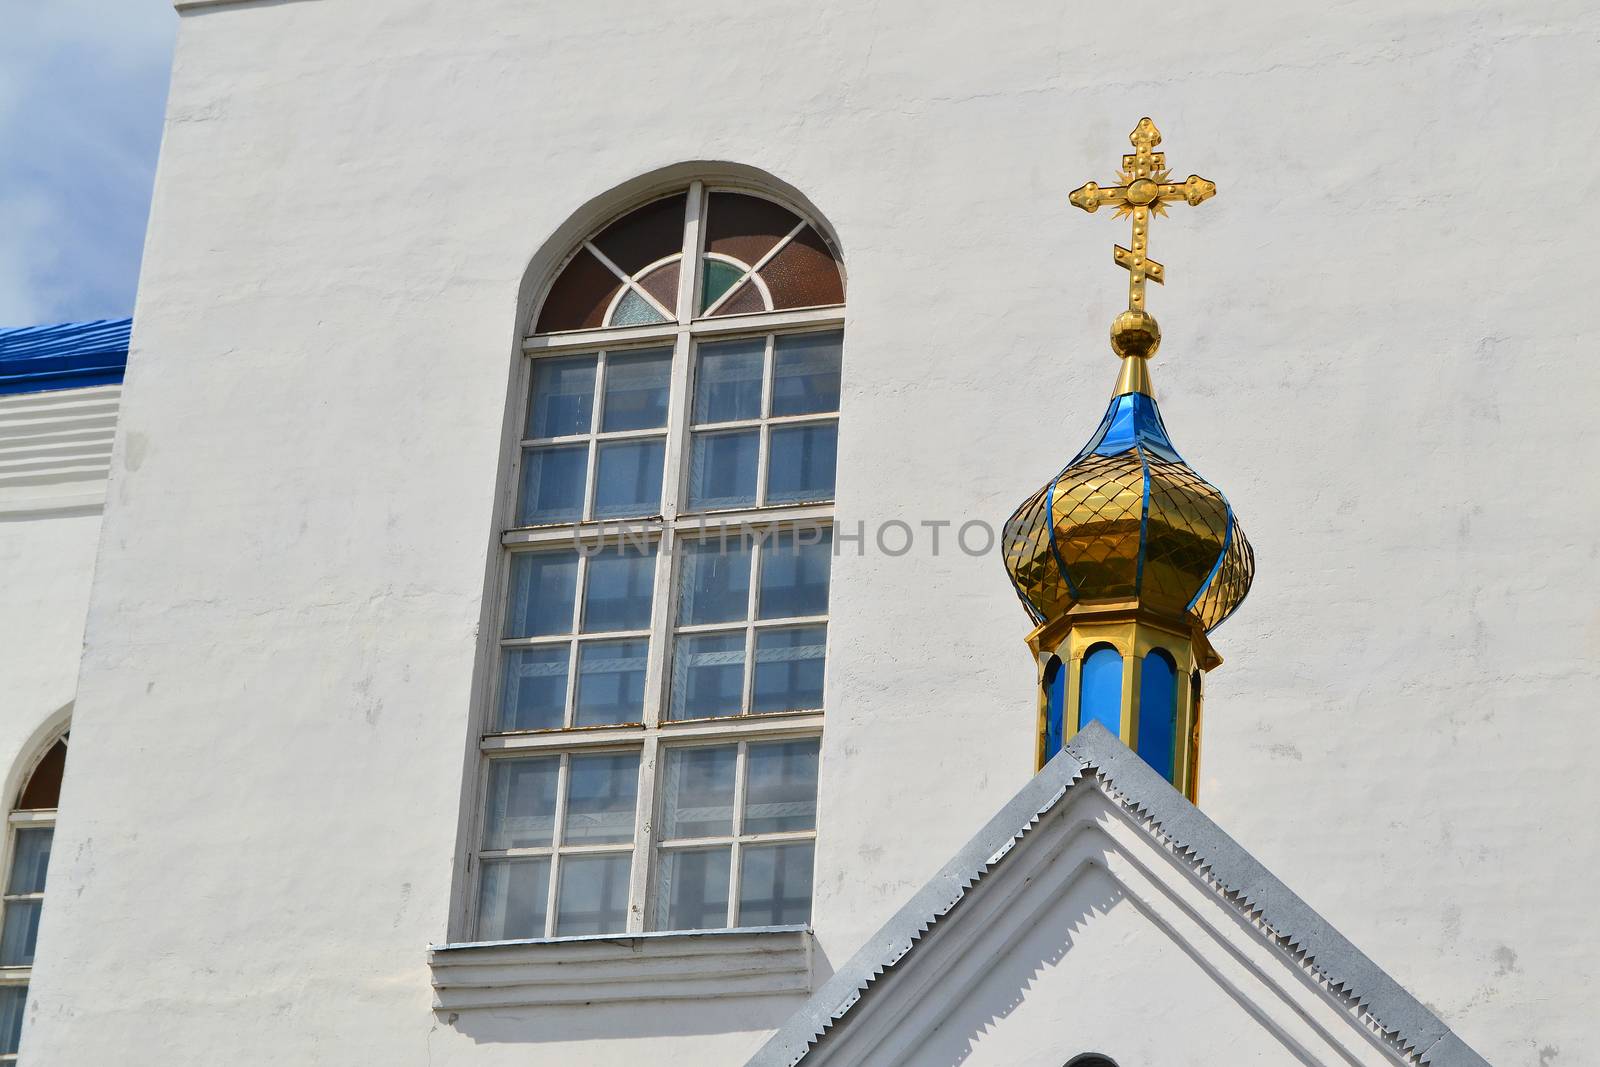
[1110,308,1161,360]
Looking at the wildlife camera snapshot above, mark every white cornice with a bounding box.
[0,385,119,519]
[173,0,318,11]
[429,925,814,1013]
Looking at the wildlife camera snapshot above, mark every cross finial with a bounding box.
[1069,118,1216,379]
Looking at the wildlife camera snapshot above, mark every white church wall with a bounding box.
[0,382,118,797]
[0,511,97,793]
[22,0,1597,1063]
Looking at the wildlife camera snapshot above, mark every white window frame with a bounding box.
[455,180,844,942]
[0,731,67,1065]
[653,737,820,931]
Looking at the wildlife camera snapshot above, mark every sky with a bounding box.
[0,0,177,328]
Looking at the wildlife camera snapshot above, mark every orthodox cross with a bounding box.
[1068,118,1216,317]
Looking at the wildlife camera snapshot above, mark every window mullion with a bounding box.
[583,354,607,521]
[753,336,774,506]
[641,527,674,730]
[727,740,750,928]
[663,329,694,522]
[627,734,658,933]
[563,640,580,729]
[676,181,704,325]
[546,754,573,938]
[742,538,762,715]
[761,333,775,420]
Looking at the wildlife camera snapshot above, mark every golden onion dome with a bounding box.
[1001,387,1253,633]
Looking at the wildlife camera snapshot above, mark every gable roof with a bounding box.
[750,723,1491,1067]
[0,318,131,396]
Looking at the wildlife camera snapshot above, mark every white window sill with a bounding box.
[429,925,814,1012]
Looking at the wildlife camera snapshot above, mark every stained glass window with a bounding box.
[535,188,842,333]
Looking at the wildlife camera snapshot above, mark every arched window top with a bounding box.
[534,188,844,334]
[1078,644,1123,738]
[16,735,67,812]
[1065,1056,1119,1067]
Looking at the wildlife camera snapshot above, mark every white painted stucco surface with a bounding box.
[0,510,98,800]
[0,381,117,810]
[24,1,1598,1063]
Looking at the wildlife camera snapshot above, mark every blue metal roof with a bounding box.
[0,318,131,396]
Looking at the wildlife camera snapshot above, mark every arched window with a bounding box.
[464,180,844,943]
[1042,655,1066,761]
[1,731,68,1063]
[1065,1056,1119,1067]
[1137,649,1178,782]
[1078,644,1123,737]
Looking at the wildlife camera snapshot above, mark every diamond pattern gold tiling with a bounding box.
[1002,483,1074,620]
[1001,433,1253,634]
[1142,460,1230,614]
[1052,453,1145,600]
[1190,522,1255,631]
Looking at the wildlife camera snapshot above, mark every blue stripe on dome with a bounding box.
[1070,391,1184,465]
[1044,478,1080,601]
[1187,500,1234,625]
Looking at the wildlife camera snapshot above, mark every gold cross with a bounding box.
[1069,118,1216,315]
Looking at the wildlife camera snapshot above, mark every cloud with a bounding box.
[0,0,176,327]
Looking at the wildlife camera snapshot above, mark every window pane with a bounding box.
[693,339,764,423]
[528,355,596,438]
[476,858,550,941]
[656,847,731,931]
[601,348,672,431]
[498,646,569,731]
[660,746,736,839]
[505,551,579,638]
[483,756,560,849]
[574,639,648,727]
[555,853,631,936]
[757,530,832,619]
[752,626,827,714]
[609,289,666,327]
[1137,650,1178,783]
[701,259,743,313]
[1079,644,1123,736]
[517,445,588,525]
[17,740,66,810]
[744,738,820,834]
[582,546,657,633]
[737,842,814,927]
[6,827,52,895]
[771,331,842,416]
[0,985,23,1056]
[767,422,838,504]
[677,537,752,626]
[0,901,41,967]
[563,752,640,844]
[687,429,759,510]
[593,439,664,519]
[669,632,746,720]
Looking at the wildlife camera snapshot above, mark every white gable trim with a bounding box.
[749,724,1491,1067]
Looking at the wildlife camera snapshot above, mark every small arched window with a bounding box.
[1137,649,1178,782]
[1078,644,1123,737]
[463,179,845,945]
[1042,655,1066,761]
[1065,1056,1119,1067]
[1,731,68,1063]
